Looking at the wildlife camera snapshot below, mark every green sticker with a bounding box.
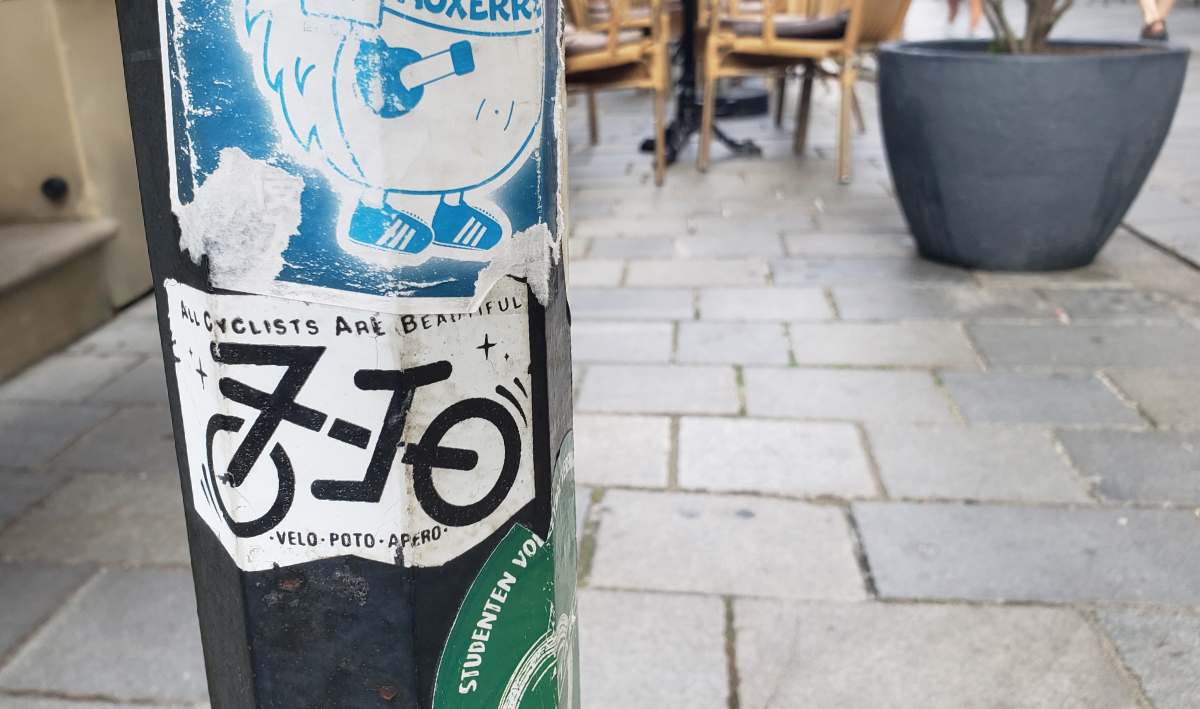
[433,432,578,709]
[433,524,557,709]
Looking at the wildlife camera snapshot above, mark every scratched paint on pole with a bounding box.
[166,276,536,571]
[158,0,557,314]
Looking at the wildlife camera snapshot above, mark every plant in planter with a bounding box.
[980,0,1072,53]
[877,0,1189,271]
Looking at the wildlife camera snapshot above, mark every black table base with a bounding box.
[641,90,767,164]
[639,0,765,167]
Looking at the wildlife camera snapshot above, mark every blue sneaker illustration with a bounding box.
[432,200,503,251]
[347,200,433,254]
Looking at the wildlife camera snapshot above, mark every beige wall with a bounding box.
[55,0,153,306]
[0,0,152,306]
[0,0,90,223]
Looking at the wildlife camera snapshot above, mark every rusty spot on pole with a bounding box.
[278,577,302,592]
[376,685,398,700]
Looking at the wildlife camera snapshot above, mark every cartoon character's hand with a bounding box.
[355,39,475,118]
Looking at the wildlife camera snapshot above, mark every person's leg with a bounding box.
[948,0,961,24]
[1156,0,1177,21]
[968,0,983,33]
[1138,0,1160,24]
[1138,0,1166,36]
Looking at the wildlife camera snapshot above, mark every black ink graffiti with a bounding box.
[201,342,528,538]
[204,343,326,537]
[403,397,521,527]
[310,361,452,502]
[206,414,297,538]
[211,342,328,485]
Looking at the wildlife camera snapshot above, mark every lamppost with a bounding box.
[114,0,578,704]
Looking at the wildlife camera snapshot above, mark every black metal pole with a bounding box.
[114,0,578,706]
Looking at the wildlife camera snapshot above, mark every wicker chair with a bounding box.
[564,0,672,183]
[699,0,912,182]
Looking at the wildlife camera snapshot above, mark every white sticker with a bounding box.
[166,277,535,571]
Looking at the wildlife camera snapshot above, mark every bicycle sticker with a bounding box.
[166,276,535,571]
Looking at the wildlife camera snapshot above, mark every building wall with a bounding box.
[0,0,153,307]
[55,0,153,306]
[0,0,90,224]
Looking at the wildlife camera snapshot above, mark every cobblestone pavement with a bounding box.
[3,2,1200,707]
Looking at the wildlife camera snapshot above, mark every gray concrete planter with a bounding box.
[879,40,1189,271]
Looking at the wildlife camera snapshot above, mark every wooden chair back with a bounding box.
[565,0,590,29]
[725,0,907,49]
[800,0,909,42]
[850,0,911,42]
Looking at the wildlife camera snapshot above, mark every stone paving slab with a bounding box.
[0,404,112,469]
[831,285,1054,321]
[735,600,1142,709]
[66,316,161,356]
[1125,187,1200,225]
[866,425,1092,503]
[51,407,178,475]
[624,259,766,287]
[0,568,208,703]
[574,414,670,488]
[784,232,914,257]
[1096,608,1200,709]
[576,365,739,415]
[1042,289,1180,323]
[743,368,957,423]
[569,288,694,320]
[578,589,727,709]
[771,257,974,286]
[0,354,141,404]
[0,471,63,530]
[573,216,687,238]
[972,262,1125,289]
[855,502,1200,605]
[687,215,801,236]
[673,234,783,258]
[814,215,909,233]
[0,562,95,660]
[967,324,1200,367]
[1130,219,1200,269]
[697,287,831,320]
[678,417,875,497]
[87,358,170,405]
[1105,368,1200,428]
[1057,430,1200,504]
[571,322,674,363]
[0,472,190,566]
[585,236,673,260]
[940,372,1144,426]
[576,485,591,544]
[590,490,865,599]
[788,322,979,368]
[568,260,626,287]
[0,699,204,709]
[675,322,789,365]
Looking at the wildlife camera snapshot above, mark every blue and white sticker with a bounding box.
[160,0,557,313]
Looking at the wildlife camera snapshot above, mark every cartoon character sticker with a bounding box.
[160,0,552,313]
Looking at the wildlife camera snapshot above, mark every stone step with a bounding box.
[0,218,117,382]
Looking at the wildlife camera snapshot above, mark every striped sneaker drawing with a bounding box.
[347,200,433,254]
[432,201,503,251]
